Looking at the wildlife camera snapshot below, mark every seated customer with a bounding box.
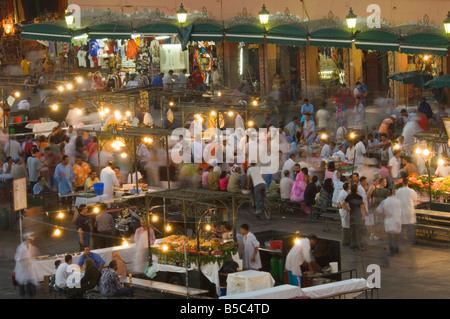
[84,171,100,191]
[99,260,134,298]
[80,258,101,293]
[227,166,242,193]
[77,246,106,271]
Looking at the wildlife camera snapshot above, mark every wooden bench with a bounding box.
[312,206,341,231]
[415,224,450,246]
[269,198,306,215]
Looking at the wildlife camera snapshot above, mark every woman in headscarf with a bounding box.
[265,174,279,198]
[318,178,334,208]
[80,257,101,294]
[290,172,307,202]
[111,251,127,278]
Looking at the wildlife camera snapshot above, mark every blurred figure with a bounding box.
[111,251,127,277]
[134,218,155,274]
[14,232,39,298]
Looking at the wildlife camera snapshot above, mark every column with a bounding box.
[395,52,409,106]
[343,48,351,88]
[305,45,319,97]
[299,47,307,99]
[351,42,363,85]
[222,41,239,90]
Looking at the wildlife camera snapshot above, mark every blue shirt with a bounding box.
[152,76,163,87]
[33,183,43,194]
[89,40,99,57]
[77,252,106,270]
[54,163,74,195]
[300,103,314,122]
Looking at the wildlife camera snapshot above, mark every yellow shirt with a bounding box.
[84,177,99,191]
[73,162,91,187]
[21,59,30,75]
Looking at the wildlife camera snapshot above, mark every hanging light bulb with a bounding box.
[14,91,20,98]
[51,104,58,111]
[415,148,422,155]
[125,111,131,117]
[438,158,445,166]
[320,133,328,140]
[93,207,100,214]
[104,108,110,114]
[228,111,234,117]
[53,228,62,237]
[152,215,158,222]
[76,76,84,84]
[66,83,74,90]
[57,85,64,92]
[121,152,127,158]
[165,224,172,232]
[248,120,254,127]
[423,149,430,156]
[210,111,216,116]
[169,101,175,107]
[57,212,64,219]
[217,91,222,97]
[99,110,105,117]
[205,224,212,232]
[76,108,82,115]
[162,244,169,252]
[122,239,129,247]
[252,100,258,106]
[114,110,122,120]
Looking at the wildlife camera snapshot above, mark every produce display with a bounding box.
[395,173,450,199]
[151,235,238,266]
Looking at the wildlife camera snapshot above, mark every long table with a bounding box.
[33,244,136,281]
[120,277,209,296]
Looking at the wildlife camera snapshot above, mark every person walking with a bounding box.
[340,184,367,251]
[377,189,402,256]
[14,232,39,298]
[395,173,418,245]
[27,149,41,193]
[247,162,267,219]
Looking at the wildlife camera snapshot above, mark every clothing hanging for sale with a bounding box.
[126,39,139,60]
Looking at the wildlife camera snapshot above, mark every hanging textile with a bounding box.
[126,39,139,60]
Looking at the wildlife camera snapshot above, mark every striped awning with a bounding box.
[400,33,449,56]
[355,30,399,52]
[266,25,307,46]
[20,22,83,42]
[309,28,352,48]
[225,24,265,43]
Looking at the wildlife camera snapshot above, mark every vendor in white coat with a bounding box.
[395,174,418,245]
[100,160,119,200]
[14,232,39,298]
[239,224,262,270]
[285,237,313,287]
[337,182,351,246]
[376,189,402,256]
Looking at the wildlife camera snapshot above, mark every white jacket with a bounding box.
[285,238,311,276]
[377,196,402,234]
[395,186,418,225]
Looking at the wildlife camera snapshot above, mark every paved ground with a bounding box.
[1,207,449,299]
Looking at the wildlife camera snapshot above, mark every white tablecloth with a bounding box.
[33,244,136,281]
[75,194,109,206]
[226,270,275,296]
[25,121,59,136]
[300,278,368,299]
[220,284,302,299]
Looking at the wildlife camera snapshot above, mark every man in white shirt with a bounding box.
[334,144,347,163]
[240,224,262,270]
[388,149,401,181]
[345,140,355,162]
[336,125,348,144]
[377,189,402,255]
[178,69,188,89]
[127,170,143,184]
[100,161,119,200]
[320,141,333,158]
[4,138,22,158]
[282,154,297,179]
[55,255,73,289]
[285,237,312,287]
[395,174,418,245]
[280,170,294,199]
[315,102,330,131]
[163,70,174,89]
[435,160,450,177]
[17,98,32,111]
[247,162,267,218]
[354,136,367,164]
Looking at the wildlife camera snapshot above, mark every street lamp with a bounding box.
[259,4,270,26]
[65,11,75,27]
[346,7,357,30]
[444,12,450,34]
[177,3,188,25]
